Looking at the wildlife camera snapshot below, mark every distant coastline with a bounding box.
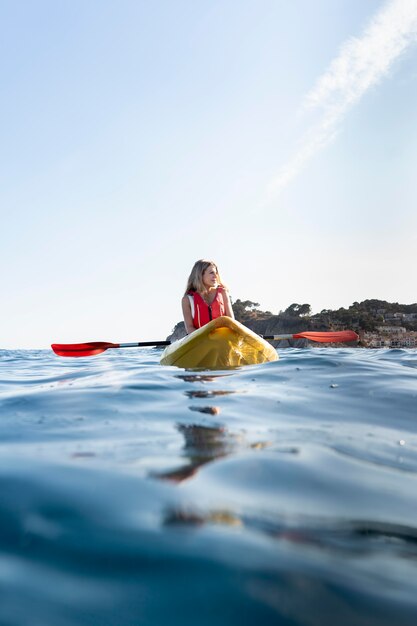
[168,299,417,348]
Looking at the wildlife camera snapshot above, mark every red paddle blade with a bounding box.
[293,330,359,343]
[51,342,119,357]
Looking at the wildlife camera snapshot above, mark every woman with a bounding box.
[182,260,234,334]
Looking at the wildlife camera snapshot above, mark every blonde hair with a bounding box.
[184,259,225,295]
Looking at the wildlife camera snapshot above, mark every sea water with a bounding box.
[1,347,417,625]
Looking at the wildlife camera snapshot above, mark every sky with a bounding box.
[1,0,417,349]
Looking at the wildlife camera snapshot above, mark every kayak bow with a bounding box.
[160,316,278,368]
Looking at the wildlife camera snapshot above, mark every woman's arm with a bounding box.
[182,295,196,334]
[221,289,235,319]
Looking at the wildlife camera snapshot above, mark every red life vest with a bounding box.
[188,288,226,328]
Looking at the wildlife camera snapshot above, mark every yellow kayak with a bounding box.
[160,316,278,369]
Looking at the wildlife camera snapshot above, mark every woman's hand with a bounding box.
[220,288,235,319]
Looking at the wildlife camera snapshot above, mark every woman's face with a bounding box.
[202,265,218,289]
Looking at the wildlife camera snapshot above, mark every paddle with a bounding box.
[51,330,357,357]
[263,330,358,343]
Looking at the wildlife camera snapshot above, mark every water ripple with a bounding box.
[0,347,417,624]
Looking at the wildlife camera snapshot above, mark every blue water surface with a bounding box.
[1,346,417,625]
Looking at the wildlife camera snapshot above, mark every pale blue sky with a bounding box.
[1,0,416,348]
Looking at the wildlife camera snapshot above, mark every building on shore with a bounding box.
[364,327,417,348]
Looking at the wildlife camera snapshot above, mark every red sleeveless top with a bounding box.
[188,288,225,328]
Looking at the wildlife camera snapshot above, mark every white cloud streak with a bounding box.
[268,0,417,196]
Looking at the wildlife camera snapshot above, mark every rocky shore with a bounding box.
[167,298,417,348]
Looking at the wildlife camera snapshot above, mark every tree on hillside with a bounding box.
[232,299,273,322]
[284,303,311,317]
[232,300,259,322]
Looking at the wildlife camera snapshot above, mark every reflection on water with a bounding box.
[154,423,239,483]
[154,420,272,484]
[163,502,417,558]
[157,370,263,482]
[164,508,242,527]
[179,372,238,398]
[176,374,231,383]
[188,405,221,415]
[185,389,237,398]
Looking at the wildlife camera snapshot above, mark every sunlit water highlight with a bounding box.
[1,347,417,625]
